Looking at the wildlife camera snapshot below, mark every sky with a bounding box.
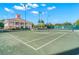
[0,3,79,24]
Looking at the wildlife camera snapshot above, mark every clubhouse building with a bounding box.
[4,14,32,30]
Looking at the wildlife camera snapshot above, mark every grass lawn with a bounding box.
[0,30,79,55]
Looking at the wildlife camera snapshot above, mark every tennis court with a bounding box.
[0,30,79,55]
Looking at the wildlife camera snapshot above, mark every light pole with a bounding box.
[23,3,27,29]
[39,11,42,21]
[24,3,26,20]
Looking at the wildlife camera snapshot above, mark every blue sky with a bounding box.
[0,3,79,24]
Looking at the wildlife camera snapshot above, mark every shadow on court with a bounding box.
[53,47,79,55]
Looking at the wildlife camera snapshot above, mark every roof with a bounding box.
[4,18,27,23]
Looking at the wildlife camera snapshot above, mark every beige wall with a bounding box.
[4,20,32,29]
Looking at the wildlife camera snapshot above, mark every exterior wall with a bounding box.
[4,14,32,30]
[4,19,32,30]
[4,20,15,29]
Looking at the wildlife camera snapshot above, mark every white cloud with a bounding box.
[32,4,39,8]
[14,3,32,11]
[21,3,31,10]
[27,3,39,8]
[26,5,31,10]
[47,6,56,10]
[4,8,14,13]
[25,4,28,8]
[27,3,32,6]
[13,5,25,11]
[13,3,39,11]
[41,4,46,6]
[20,3,25,7]
[31,11,39,14]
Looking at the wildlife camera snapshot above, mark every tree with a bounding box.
[63,22,72,26]
[74,19,79,29]
[38,20,44,23]
[0,22,4,28]
[46,23,54,29]
[62,22,72,30]
[0,20,4,29]
[55,24,63,26]
[32,23,35,28]
[74,19,79,25]
[38,20,45,29]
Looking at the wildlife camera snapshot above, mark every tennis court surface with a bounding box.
[0,30,79,55]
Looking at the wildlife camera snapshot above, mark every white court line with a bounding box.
[6,32,66,51]
[36,33,68,50]
[26,32,62,43]
[6,33,37,50]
